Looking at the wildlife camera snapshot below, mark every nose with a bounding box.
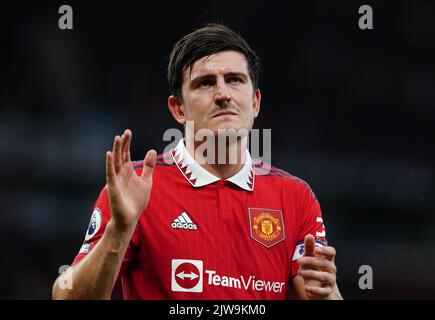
[214,78,231,107]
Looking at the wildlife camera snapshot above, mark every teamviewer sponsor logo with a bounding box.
[205,270,285,293]
[171,259,285,294]
[171,212,198,230]
[171,259,203,292]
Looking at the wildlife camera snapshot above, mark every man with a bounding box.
[52,23,342,300]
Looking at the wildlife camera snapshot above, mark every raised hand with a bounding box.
[298,234,340,300]
[105,129,156,231]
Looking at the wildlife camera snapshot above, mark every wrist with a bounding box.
[107,217,137,235]
[104,219,137,250]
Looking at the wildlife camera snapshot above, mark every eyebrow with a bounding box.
[225,72,249,80]
[189,72,249,87]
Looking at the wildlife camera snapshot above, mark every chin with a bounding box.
[213,125,250,137]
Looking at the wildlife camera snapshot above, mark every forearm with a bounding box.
[52,219,135,300]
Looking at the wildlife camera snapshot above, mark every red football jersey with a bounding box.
[72,139,328,299]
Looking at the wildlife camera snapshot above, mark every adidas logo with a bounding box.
[171,212,198,230]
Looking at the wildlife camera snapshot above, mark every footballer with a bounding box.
[52,23,342,300]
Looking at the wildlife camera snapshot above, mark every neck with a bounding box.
[185,135,248,180]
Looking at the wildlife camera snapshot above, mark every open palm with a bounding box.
[105,129,156,230]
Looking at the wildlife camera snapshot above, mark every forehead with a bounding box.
[187,50,249,79]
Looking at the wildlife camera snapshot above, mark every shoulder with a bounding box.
[253,159,317,200]
[132,151,176,171]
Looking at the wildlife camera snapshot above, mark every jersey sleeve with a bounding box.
[290,182,328,278]
[71,185,140,277]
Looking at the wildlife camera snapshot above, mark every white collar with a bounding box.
[171,139,255,191]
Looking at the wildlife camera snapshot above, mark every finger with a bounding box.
[106,151,116,187]
[305,286,333,298]
[303,234,316,257]
[141,149,157,180]
[298,256,334,271]
[122,129,132,163]
[299,270,335,286]
[315,246,336,261]
[298,256,336,273]
[124,129,132,163]
[113,135,122,173]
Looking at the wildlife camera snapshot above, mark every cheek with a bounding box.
[237,95,256,116]
[234,88,254,107]
[242,101,257,127]
[184,97,211,121]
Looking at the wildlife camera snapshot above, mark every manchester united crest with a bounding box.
[248,208,285,248]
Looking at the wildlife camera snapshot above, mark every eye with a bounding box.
[227,77,243,84]
[199,79,214,87]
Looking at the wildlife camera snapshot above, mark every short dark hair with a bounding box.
[167,23,260,99]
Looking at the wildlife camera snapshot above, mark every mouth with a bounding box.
[212,111,237,118]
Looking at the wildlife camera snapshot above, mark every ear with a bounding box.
[168,95,186,126]
[253,89,261,119]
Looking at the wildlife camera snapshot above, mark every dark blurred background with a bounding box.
[1,0,434,299]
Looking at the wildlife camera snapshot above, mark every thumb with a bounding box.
[303,234,316,257]
[141,149,157,179]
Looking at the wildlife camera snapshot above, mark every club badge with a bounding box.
[249,208,285,248]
